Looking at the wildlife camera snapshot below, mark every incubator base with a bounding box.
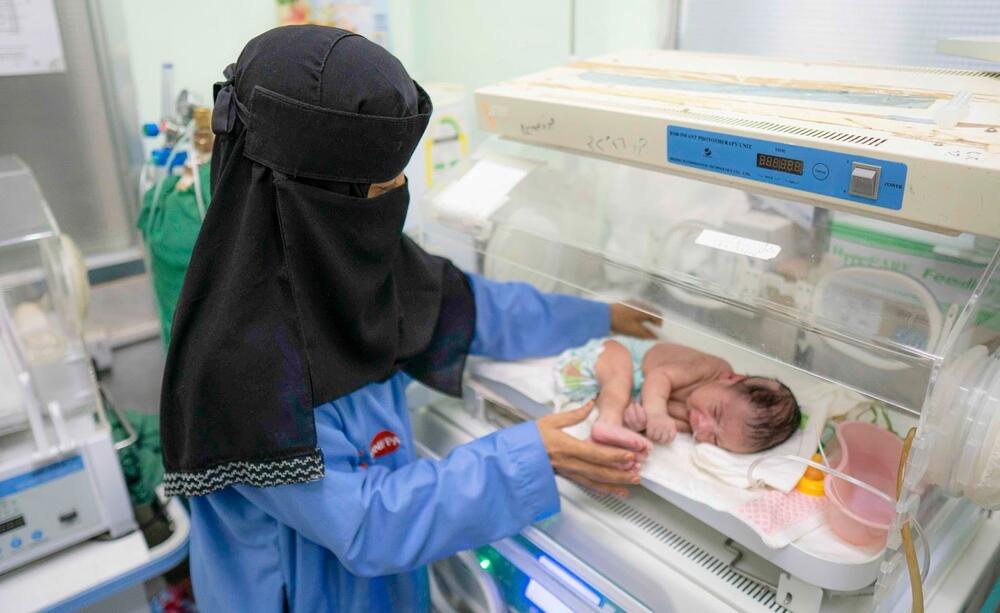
[460,374,986,594]
[468,372,924,591]
[412,396,1000,612]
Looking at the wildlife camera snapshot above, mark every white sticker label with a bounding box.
[0,0,66,76]
[695,228,782,260]
[433,159,530,221]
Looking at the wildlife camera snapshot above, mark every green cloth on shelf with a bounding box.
[108,407,164,507]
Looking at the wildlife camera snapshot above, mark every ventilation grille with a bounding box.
[685,112,888,147]
[853,63,1000,79]
[586,491,790,612]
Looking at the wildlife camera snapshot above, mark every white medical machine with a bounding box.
[412,51,1000,612]
[0,156,136,575]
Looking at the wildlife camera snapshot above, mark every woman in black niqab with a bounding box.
[161,26,475,494]
[160,25,652,612]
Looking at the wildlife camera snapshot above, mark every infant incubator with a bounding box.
[0,157,135,575]
[412,51,1000,612]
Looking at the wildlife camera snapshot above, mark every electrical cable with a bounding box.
[150,121,194,214]
[190,136,207,220]
[897,427,924,612]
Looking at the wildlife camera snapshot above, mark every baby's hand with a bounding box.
[644,413,678,444]
[623,400,646,432]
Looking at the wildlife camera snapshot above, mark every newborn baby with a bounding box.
[556,337,801,455]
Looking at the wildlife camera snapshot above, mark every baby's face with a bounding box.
[686,377,758,453]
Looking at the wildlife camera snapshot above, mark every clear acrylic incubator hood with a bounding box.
[415,50,1000,611]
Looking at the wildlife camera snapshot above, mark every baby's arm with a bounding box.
[667,401,692,432]
[638,368,679,443]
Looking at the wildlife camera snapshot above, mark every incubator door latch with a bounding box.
[777,572,824,613]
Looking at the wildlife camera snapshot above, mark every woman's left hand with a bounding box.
[610,302,662,339]
[537,402,641,497]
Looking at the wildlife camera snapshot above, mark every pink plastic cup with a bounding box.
[824,421,903,548]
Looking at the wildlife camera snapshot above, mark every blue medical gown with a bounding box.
[188,274,610,611]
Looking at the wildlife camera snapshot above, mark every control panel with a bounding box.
[0,455,103,572]
[666,126,907,211]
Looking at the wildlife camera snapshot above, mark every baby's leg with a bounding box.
[591,341,652,456]
[639,369,679,443]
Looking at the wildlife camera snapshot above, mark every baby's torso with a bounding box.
[641,342,732,401]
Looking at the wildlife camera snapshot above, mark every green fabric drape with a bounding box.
[137,165,211,348]
[108,407,164,507]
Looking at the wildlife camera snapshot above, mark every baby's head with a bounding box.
[686,375,801,454]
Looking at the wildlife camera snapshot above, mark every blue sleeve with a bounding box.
[468,273,610,360]
[233,419,559,578]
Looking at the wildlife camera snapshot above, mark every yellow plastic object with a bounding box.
[796,453,826,497]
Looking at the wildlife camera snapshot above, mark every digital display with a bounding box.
[0,515,25,535]
[756,153,804,175]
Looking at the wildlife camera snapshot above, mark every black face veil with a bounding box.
[160,26,475,496]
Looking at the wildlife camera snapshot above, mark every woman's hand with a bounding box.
[610,302,662,339]
[536,402,641,497]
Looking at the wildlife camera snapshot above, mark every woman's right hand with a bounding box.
[536,402,642,497]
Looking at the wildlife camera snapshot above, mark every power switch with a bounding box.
[849,162,881,199]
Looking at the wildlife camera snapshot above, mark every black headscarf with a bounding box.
[160,26,475,496]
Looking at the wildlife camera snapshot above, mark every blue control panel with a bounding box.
[0,455,84,497]
[666,126,907,211]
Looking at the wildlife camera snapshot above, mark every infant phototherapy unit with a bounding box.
[0,157,136,577]
[414,49,1000,612]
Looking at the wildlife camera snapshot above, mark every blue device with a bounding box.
[666,126,907,211]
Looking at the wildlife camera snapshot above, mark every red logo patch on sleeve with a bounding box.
[369,430,401,459]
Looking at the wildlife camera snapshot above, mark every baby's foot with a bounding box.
[592,419,653,457]
[644,413,678,444]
